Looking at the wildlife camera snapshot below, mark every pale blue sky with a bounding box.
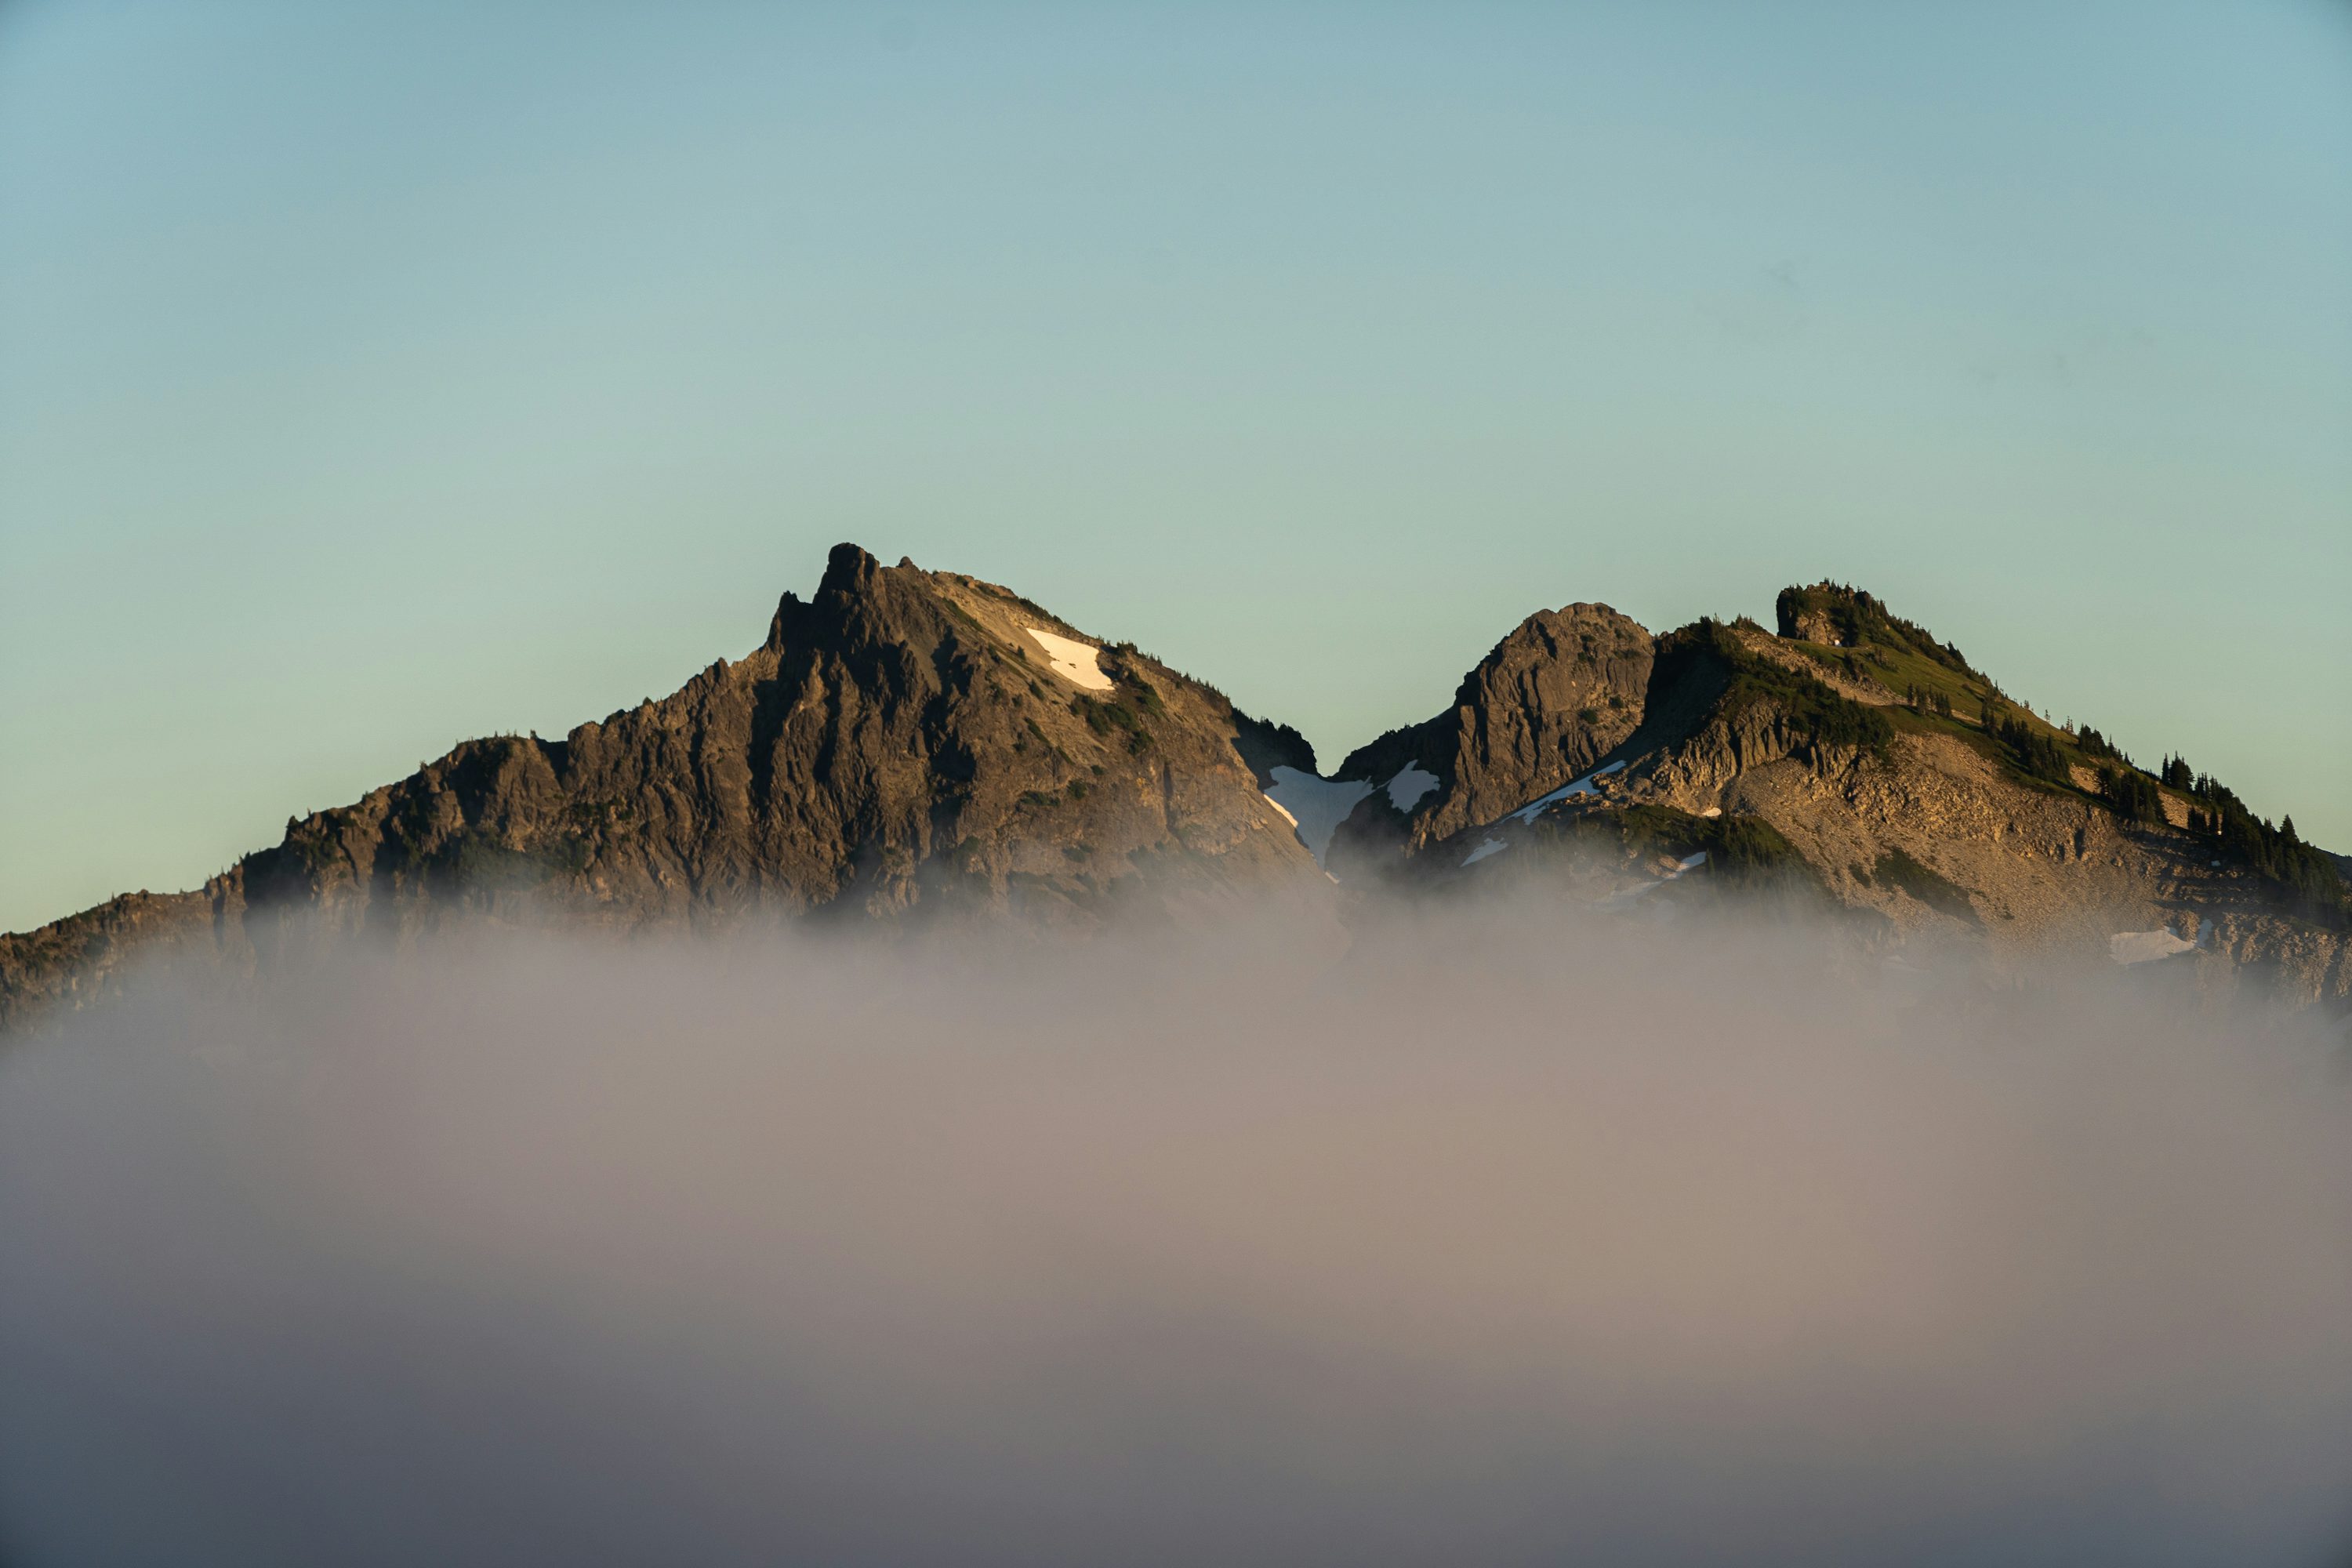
[3,2,2347,932]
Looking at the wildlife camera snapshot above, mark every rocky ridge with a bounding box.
[5,567,2347,1029]
[0,545,1324,1031]
[1326,603,1653,870]
[1320,583,2347,1007]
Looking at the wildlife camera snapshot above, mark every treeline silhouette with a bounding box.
[2182,771,2342,920]
[1979,706,2343,925]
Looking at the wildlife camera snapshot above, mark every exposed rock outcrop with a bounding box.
[1,545,1327,1033]
[1370,592,2347,1009]
[1326,604,1653,873]
[7,564,2344,1029]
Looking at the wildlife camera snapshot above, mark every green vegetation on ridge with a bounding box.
[1772,582,2345,927]
[1682,619,1894,762]
[2183,772,2345,924]
[1609,804,1817,889]
[1857,848,1979,924]
[1529,800,1823,897]
[1776,583,1975,676]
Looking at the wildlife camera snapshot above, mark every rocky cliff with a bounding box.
[0,545,1325,1031]
[6,564,2346,1030]
[1322,603,1653,875]
[1377,590,2348,1007]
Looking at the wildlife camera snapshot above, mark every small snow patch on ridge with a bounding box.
[1385,764,1440,812]
[1509,760,1626,824]
[1023,626,1114,691]
[1462,838,1510,866]
[2110,929,2196,966]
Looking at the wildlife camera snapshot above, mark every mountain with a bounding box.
[1329,603,1653,856]
[1309,583,2350,1007]
[0,545,1325,1031]
[6,561,2347,1031]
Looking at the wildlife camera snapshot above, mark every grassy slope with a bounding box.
[1780,636,2202,812]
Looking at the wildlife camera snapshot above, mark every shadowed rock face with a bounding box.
[6,563,2347,1030]
[1327,604,1654,868]
[1372,606,2350,1011]
[0,545,1325,1031]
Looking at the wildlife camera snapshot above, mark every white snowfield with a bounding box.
[1385,764,1440,812]
[2110,929,2197,966]
[1462,838,1510,866]
[1263,768,1374,867]
[1508,760,1627,825]
[1023,627,1114,691]
[1459,760,1645,870]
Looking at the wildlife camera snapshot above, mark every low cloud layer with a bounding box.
[3,907,2350,1566]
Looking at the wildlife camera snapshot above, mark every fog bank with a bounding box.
[3,908,2350,1566]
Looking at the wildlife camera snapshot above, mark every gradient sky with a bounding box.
[2,2,2347,934]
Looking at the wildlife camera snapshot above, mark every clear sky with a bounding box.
[3,2,2347,934]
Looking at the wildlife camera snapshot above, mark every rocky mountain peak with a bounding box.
[767,542,942,655]
[1,544,1329,1031]
[5,554,2347,1030]
[1324,601,1654,869]
[1774,582,1975,677]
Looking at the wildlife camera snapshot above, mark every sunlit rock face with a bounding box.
[5,562,2347,1033]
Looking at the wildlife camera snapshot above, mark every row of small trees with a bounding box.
[2097,765,2163,826]
[1991,713,2074,786]
[2176,771,2339,915]
[1804,607,2338,923]
[1901,684,1955,719]
[2093,745,2343,922]
[2075,726,2124,764]
[1991,712,2342,922]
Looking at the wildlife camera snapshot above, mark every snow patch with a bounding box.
[1508,760,1626,825]
[1601,880,1662,909]
[1462,838,1511,867]
[1023,626,1114,691]
[1700,807,1722,819]
[1600,849,1712,908]
[1264,768,1374,866]
[2110,930,2196,966]
[1385,764,1440,813]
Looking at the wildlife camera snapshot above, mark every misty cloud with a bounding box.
[2,906,2349,1566]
